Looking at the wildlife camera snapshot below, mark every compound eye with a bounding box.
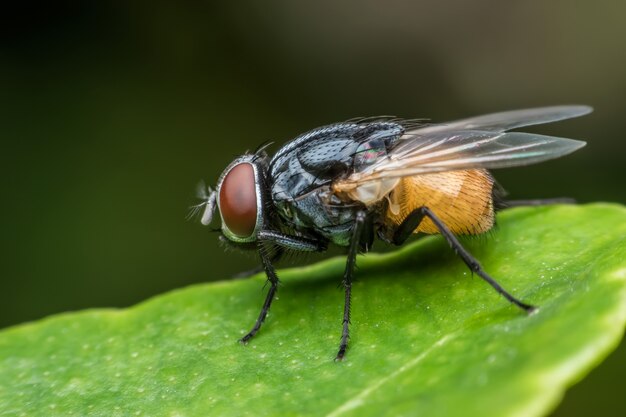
[219,163,258,238]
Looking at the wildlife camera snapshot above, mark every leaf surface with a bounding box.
[1,204,625,417]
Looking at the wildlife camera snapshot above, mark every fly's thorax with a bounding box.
[265,120,406,245]
[268,121,404,204]
[216,155,267,243]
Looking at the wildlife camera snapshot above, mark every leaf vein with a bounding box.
[326,333,456,417]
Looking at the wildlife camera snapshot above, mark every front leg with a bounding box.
[336,211,367,361]
[233,232,326,279]
[239,231,327,344]
[393,206,536,313]
[239,246,280,344]
[232,248,284,279]
[258,230,327,252]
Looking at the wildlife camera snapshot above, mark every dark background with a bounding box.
[1,1,624,415]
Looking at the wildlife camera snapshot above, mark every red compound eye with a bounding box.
[219,163,258,237]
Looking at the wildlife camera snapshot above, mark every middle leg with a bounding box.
[336,211,367,361]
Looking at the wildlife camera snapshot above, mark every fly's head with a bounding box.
[192,152,270,244]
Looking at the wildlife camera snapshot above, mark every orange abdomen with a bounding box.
[384,169,495,235]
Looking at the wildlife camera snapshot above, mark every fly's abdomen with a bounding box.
[384,169,495,235]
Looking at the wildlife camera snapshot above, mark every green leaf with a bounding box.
[1,203,625,417]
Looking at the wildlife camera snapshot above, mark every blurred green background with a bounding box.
[1,1,624,415]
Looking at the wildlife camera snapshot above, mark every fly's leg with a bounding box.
[393,207,536,313]
[336,211,367,361]
[232,248,284,280]
[239,232,327,343]
[235,232,326,278]
[258,231,327,252]
[500,198,576,207]
[239,247,280,344]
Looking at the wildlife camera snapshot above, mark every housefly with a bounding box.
[191,105,591,360]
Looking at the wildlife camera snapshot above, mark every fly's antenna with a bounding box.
[186,181,217,226]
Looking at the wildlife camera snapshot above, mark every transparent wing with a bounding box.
[352,131,586,182]
[336,106,591,189]
[411,105,592,134]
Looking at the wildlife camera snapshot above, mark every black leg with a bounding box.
[233,232,326,279]
[393,207,536,313]
[336,211,367,361]
[501,197,576,208]
[258,230,327,252]
[239,246,280,344]
[392,206,428,246]
[232,248,284,280]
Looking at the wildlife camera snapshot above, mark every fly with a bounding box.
[192,105,591,360]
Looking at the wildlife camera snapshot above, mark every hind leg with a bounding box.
[393,206,536,313]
